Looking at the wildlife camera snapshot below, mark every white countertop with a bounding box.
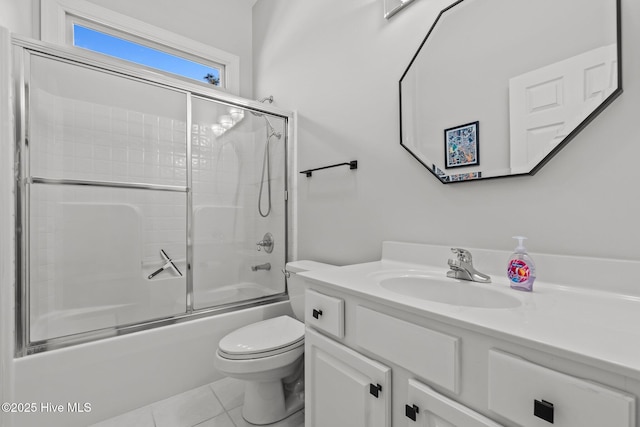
[298,242,640,380]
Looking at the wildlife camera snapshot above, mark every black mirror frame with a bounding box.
[398,0,623,184]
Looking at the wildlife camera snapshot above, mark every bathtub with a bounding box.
[192,282,277,309]
[29,282,279,343]
[8,300,292,427]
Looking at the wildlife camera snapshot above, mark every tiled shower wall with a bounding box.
[31,95,188,186]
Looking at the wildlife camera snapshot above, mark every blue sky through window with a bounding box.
[73,25,221,85]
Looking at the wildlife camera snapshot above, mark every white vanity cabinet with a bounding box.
[304,286,638,427]
[305,327,391,427]
[304,288,497,427]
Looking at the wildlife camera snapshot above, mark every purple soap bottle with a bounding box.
[507,236,536,292]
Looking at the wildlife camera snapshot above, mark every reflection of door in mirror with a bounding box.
[509,45,618,174]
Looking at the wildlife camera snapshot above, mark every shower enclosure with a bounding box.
[13,37,291,355]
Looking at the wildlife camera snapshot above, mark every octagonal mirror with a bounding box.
[399,0,621,183]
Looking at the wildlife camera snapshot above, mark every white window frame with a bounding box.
[40,0,240,94]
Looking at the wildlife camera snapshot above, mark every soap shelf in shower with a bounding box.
[300,160,358,177]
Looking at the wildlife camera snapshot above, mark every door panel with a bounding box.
[305,328,391,427]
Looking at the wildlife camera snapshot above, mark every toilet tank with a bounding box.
[285,261,335,320]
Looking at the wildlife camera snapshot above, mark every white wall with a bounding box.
[0,0,36,36]
[253,0,640,269]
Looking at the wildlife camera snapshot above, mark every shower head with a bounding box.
[264,116,282,139]
[248,112,281,139]
[250,96,282,139]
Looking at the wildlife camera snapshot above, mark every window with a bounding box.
[41,0,240,94]
[72,24,222,87]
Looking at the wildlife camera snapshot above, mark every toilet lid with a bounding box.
[218,315,304,360]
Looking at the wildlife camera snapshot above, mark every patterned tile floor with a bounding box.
[90,377,304,427]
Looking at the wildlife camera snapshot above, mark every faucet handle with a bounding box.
[256,232,274,253]
[450,248,472,262]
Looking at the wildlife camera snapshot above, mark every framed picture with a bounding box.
[444,121,479,169]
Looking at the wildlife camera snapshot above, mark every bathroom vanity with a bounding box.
[300,242,640,427]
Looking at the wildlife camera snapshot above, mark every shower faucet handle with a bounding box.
[256,232,274,253]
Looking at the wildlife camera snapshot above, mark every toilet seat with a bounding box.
[218,315,304,360]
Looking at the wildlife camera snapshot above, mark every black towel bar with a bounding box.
[300,160,358,177]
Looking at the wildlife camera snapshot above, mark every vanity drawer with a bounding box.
[488,350,635,427]
[305,289,344,339]
[355,306,460,393]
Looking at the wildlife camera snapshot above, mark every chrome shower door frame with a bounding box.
[13,35,293,356]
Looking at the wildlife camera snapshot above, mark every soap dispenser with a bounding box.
[507,236,536,292]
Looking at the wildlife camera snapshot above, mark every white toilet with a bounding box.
[214,260,333,425]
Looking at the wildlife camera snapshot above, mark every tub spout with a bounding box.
[251,263,271,272]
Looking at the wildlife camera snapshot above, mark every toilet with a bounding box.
[214,260,334,425]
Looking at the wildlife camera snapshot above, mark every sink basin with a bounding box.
[373,272,521,309]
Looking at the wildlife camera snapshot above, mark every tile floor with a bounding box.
[90,377,304,427]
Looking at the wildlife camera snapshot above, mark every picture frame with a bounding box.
[432,164,481,182]
[444,121,479,169]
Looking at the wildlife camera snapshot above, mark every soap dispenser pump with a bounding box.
[507,236,536,292]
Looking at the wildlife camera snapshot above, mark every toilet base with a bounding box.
[242,379,304,425]
[241,357,305,425]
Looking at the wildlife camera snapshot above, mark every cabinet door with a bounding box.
[305,327,391,427]
[405,379,503,427]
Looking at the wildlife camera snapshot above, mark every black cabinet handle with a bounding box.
[312,309,323,319]
[534,399,554,423]
[369,383,382,398]
[405,404,419,421]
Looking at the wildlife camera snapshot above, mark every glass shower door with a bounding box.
[25,54,189,343]
[16,41,292,354]
[190,96,287,310]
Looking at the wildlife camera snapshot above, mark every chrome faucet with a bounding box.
[256,232,274,253]
[447,248,491,283]
[251,262,271,272]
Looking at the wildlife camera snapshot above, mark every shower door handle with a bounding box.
[148,249,182,279]
[148,260,174,279]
